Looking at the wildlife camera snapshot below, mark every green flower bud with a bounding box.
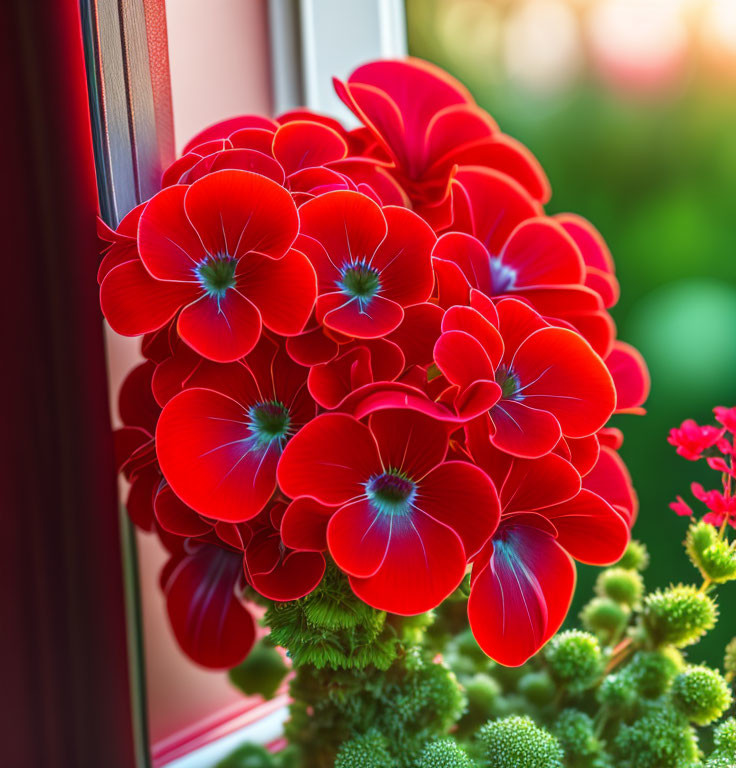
[642,585,717,648]
[627,649,683,699]
[596,671,637,714]
[479,715,563,768]
[552,709,602,762]
[613,702,700,768]
[334,730,396,768]
[417,738,474,768]
[713,718,736,758]
[544,630,603,693]
[581,596,630,642]
[228,641,288,700]
[671,665,733,726]
[687,521,736,584]
[465,673,502,722]
[519,671,557,708]
[596,567,644,606]
[725,638,736,680]
[216,743,276,768]
[618,540,649,571]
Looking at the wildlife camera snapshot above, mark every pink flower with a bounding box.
[714,406,736,434]
[669,496,693,517]
[667,419,725,461]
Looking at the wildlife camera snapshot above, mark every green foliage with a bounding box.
[686,522,736,584]
[612,702,701,768]
[334,729,396,768]
[595,671,637,715]
[617,540,650,572]
[228,640,288,700]
[627,649,683,699]
[478,715,564,768]
[552,709,603,766]
[595,567,644,607]
[288,650,465,768]
[642,585,717,648]
[544,631,603,694]
[416,738,475,768]
[215,743,276,768]
[671,665,733,726]
[264,564,400,670]
[581,597,630,644]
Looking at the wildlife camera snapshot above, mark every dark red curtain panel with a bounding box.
[0,3,137,767]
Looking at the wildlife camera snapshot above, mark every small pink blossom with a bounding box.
[714,405,736,434]
[667,419,725,461]
[669,496,693,517]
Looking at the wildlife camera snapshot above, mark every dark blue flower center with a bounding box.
[338,260,381,303]
[247,401,291,448]
[366,469,416,517]
[495,365,523,400]
[489,257,516,294]
[196,255,237,298]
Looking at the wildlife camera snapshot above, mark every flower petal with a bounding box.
[277,413,381,505]
[157,388,278,522]
[163,543,256,669]
[177,290,261,363]
[100,259,196,336]
[348,509,466,615]
[184,170,298,260]
[469,520,575,666]
[418,461,500,558]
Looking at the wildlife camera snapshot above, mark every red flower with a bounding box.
[162,540,256,669]
[667,418,725,461]
[156,337,315,522]
[467,450,629,666]
[335,58,549,227]
[434,297,616,458]
[243,501,326,601]
[297,190,436,338]
[100,169,316,362]
[277,409,500,614]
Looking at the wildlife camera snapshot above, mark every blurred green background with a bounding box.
[407,0,736,664]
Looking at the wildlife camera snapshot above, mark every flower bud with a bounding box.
[671,665,733,726]
[642,585,717,648]
[596,671,637,715]
[464,673,502,722]
[581,597,630,642]
[596,567,644,607]
[552,709,602,763]
[335,730,395,768]
[686,521,736,584]
[618,540,650,571]
[417,738,474,768]
[712,718,736,759]
[479,715,563,768]
[544,630,603,693]
[627,649,683,699]
[613,702,699,768]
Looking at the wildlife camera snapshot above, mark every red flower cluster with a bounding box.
[103,58,647,669]
[669,407,736,530]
